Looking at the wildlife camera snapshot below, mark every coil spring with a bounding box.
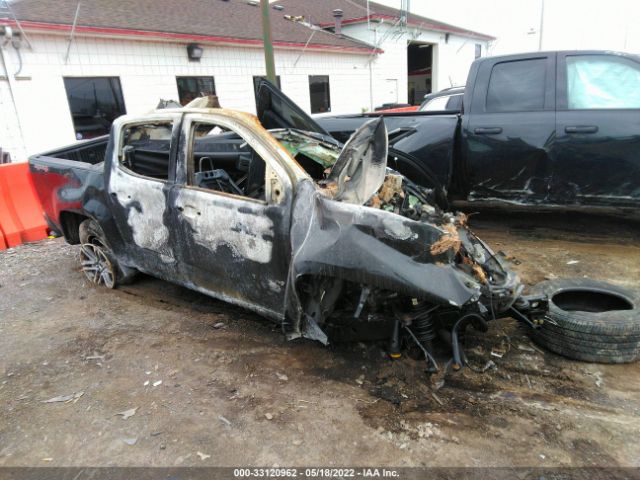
[410,302,436,346]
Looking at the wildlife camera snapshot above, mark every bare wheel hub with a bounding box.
[80,243,115,289]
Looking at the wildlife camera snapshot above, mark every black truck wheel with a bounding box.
[529,278,640,364]
[78,219,135,288]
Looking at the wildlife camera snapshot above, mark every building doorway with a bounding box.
[407,42,434,105]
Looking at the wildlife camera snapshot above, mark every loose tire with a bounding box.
[529,278,640,364]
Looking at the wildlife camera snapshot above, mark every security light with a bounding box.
[187,44,203,61]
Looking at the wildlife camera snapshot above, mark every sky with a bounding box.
[374,0,640,55]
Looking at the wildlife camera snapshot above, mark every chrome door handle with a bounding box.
[474,127,503,135]
[565,125,598,134]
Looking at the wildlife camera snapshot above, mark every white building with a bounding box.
[0,0,492,162]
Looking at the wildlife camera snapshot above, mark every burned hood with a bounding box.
[256,80,331,137]
[322,117,388,205]
[284,179,486,343]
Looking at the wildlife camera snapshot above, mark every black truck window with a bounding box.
[120,122,173,181]
[486,59,546,112]
[253,76,281,96]
[566,55,640,109]
[188,122,266,201]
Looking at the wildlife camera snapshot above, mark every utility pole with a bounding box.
[538,0,544,51]
[260,0,277,85]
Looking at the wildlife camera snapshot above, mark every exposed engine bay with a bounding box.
[271,120,547,373]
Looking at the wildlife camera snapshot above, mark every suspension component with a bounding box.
[409,300,438,352]
[451,312,488,371]
[388,318,402,359]
[404,324,439,373]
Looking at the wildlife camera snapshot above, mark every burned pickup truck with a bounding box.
[29,84,640,368]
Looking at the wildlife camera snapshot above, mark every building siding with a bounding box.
[0,22,488,162]
[343,22,488,107]
[0,32,374,161]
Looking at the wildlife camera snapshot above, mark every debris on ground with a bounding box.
[152,380,162,387]
[213,322,225,329]
[84,354,105,361]
[517,344,536,353]
[275,372,288,381]
[122,437,138,446]
[218,415,231,427]
[43,391,84,403]
[196,451,211,460]
[115,407,138,420]
[265,413,274,420]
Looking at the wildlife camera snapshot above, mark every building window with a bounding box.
[253,75,281,97]
[176,76,216,106]
[63,77,126,140]
[475,44,482,59]
[309,75,331,113]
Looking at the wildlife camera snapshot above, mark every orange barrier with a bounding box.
[0,162,49,250]
[0,226,7,250]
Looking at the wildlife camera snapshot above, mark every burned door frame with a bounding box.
[105,113,183,276]
[172,112,297,320]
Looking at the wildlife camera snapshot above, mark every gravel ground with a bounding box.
[0,211,639,468]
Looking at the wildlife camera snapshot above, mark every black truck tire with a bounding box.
[78,219,136,288]
[529,278,640,364]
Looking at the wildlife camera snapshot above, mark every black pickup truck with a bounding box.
[317,51,640,215]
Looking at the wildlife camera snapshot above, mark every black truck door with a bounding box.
[462,54,556,203]
[554,52,640,207]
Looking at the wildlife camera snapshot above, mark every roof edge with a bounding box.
[319,14,495,41]
[0,19,384,54]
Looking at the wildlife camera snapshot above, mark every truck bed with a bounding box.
[30,135,109,167]
[28,136,109,238]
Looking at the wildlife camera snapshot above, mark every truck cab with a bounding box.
[462,50,640,208]
[317,50,640,214]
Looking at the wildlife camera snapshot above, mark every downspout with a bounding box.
[368,58,373,112]
[369,24,377,112]
[0,27,27,160]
